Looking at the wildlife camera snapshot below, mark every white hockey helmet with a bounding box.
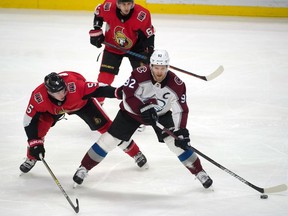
[150,49,170,66]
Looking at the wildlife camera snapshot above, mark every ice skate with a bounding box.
[134,151,149,169]
[73,166,88,186]
[19,158,37,174]
[196,170,213,189]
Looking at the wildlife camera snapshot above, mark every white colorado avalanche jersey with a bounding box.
[120,65,189,129]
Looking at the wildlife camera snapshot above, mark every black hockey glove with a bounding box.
[140,103,158,126]
[140,46,154,65]
[115,86,123,99]
[89,29,105,48]
[174,128,191,150]
[29,139,45,160]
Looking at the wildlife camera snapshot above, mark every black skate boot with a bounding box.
[73,166,88,185]
[20,158,37,173]
[134,151,149,169]
[196,170,213,189]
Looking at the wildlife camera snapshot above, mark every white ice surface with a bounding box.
[0,9,288,216]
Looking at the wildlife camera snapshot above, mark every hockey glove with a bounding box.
[140,103,158,126]
[28,139,45,160]
[140,46,154,65]
[89,29,105,48]
[115,86,123,100]
[174,128,191,150]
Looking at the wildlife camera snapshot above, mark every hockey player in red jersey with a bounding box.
[73,50,213,189]
[89,0,155,104]
[20,71,148,174]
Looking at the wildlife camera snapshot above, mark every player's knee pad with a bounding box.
[164,136,185,156]
[97,132,121,152]
[164,136,198,168]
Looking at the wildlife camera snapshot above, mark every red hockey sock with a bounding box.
[124,140,140,157]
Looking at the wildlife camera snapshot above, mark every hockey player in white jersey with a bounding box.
[73,49,213,189]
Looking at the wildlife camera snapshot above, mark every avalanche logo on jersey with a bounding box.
[136,66,148,74]
[154,98,166,112]
[174,76,183,85]
[114,26,133,49]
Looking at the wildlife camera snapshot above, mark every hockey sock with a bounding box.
[81,143,107,170]
[118,140,140,158]
[178,149,203,174]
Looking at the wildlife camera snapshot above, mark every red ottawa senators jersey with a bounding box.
[24,71,100,126]
[94,0,155,54]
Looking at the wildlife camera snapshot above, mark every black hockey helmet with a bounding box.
[44,72,66,93]
[117,0,134,7]
[117,0,134,3]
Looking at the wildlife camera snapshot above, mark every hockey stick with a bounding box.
[169,65,224,81]
[102,41,223,81]
[40,154,80,213]
[155,122,288,194]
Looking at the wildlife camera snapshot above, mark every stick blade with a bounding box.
[205,65,224,81]
[264,184,288,193]
[74,198,80,213]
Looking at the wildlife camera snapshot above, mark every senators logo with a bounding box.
[93,117,102,125]
[113,26,133,49]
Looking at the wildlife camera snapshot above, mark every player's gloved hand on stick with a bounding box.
[89,28,105,48]
[174,128,191,150]
[140,46,154,65]
[28,139,45,160]
[140,102,158,126]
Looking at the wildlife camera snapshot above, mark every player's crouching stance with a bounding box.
[20,71,148,174]
[73,50,213,189]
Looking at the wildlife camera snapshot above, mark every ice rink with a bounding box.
[0,8,288,216]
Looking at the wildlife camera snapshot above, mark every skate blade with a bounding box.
[73,182,79,189]
[140,163,149,170]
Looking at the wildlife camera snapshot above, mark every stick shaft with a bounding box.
[156,122,287,194]
[40,155,79,213]
[102,42,223,81]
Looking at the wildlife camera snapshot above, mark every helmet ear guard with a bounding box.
[44,72,66,93]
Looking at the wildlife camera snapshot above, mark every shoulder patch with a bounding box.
[103,2,112,11]
[136,66,148,74]
[67,82,76,93]
[34,92,43,104]
[137,11,147,22]
[174,76,183,85]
